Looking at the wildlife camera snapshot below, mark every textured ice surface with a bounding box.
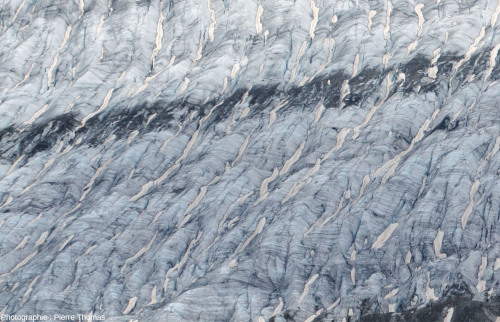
[1,0,500,321]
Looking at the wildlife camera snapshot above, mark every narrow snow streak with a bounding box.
[24,104,49,127]
[80,158,113,201]
[309,0,319,39]
[317,196,343,229]
[280,140,306,176]
[314,103,325,123]
[290,41,308,82]
[195,35,203,62]
[494,258,500,270]
[425,272,439,301]
[371,223,399,249]
[13,236,29,251]
[183,186,208,217]
[476,256,487,293]
[216,192,253,238]
[444,307,454,322]
[255,4,263,34]
[491,0,500,27]
[208,0,216,41]
[382,52,393,68]
[259,168,278,197]
[134,74,158,96]
[48,25,72,86]
[358,175,370,199]
[58,234,75,251]
[305,309,323,322]
[231,63,240,79]
[368,10,377,33]
[353,74,392,139]
[12,0,26,22]
[79,0,84,18]
[298,274,319,307]
[163,232,202,291]
[131,104,220,201]
[149,286,157,305]
[313,38,335,77]
[327,298,340,311]
[323,128,351,160]
[433,230,446,258]
[77,88,114,130]
[151,4,165,68]
[405,251,412,264]
[272,297,284,317]
[122,297,137,315]
[124,231,158,265]
[35,231,48,247]
[96,15,104,37]
[178,77,190,94]
[240,218,266,253]
[5,154,25,176]
[22,276,40,302]
[351,53,360,78]
[384,1,392,40]
[374,110,438,184]
[267,100,288,128]
[455,27,485,71]
[9,251,38,275]
[10,63,34,92]
[483,44,500,87]
[461,180,480,229]
[415,4,425,37]
[384,288,398,299]
[232,136,250,166]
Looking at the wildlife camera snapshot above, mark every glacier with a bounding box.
[1,0,500,321]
